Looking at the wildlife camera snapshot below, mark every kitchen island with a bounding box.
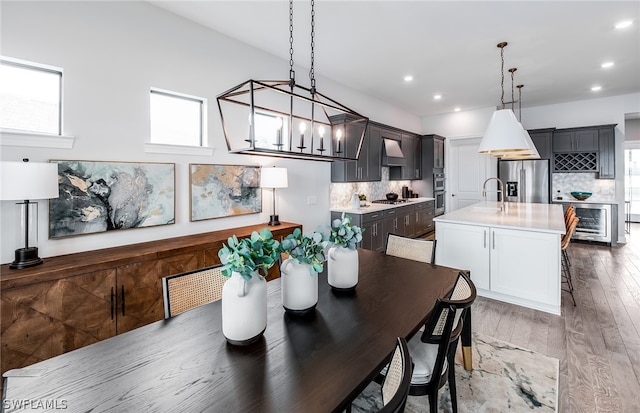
[434,201,566,315]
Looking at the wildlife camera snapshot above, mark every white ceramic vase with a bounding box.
[281,258,318,314]
[221,271,267,345]
[327,246,359,291]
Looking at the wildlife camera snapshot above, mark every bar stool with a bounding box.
[563,205,576,268]
[561,215,579,306]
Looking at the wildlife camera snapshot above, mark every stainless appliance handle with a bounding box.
[520,168,526,203]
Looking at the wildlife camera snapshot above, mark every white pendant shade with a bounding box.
[496,125,541,159]
[478,109,531,155]
[260,167,288,189]
[0,161,59,200]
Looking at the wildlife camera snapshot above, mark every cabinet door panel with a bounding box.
[552,131,574,152]
[490,228,559,305]
[1,269,116,377]
[575,130,598,151]
[435,223,490,290]
[60,269,117,348]
[116,260,161,334]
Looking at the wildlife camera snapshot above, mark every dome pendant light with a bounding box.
[478,42,531,156]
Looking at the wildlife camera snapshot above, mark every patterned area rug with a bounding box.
[352,333,559,412]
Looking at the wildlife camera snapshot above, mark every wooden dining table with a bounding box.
[2,249,470,413]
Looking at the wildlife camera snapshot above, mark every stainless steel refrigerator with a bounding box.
[498,159,550,203]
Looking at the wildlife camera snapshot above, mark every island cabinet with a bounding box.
[0,222,301,382]
[434,202,565,315]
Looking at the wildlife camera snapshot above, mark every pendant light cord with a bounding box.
[517,84,524,121]
[289,0,295,88]
[309,0,316,95]
[509,67,517,112]
[497,42,508,109]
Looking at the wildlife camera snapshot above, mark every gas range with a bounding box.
[371,199,409,205]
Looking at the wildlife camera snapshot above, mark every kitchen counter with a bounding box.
[331,197,435,215]
[434,201,565,315]
[553,199,618,205]
[434,201,565,234]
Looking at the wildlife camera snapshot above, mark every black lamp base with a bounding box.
[268,215,281,226]
[10,247,43,269]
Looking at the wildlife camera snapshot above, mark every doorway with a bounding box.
[624,146,640,223]
[447,137,493,212]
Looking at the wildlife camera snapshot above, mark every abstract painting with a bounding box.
[190,164,261,221]
[49,160,175,238]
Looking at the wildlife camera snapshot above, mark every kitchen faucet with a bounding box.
[482,177,506,212]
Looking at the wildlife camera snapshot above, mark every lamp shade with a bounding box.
[0,161,59,200]
[478,109,531,155]
[260,167,288,189]
[498,126,541,160]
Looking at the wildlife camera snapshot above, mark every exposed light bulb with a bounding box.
[591,85,602,92]
[601,61,614,68]
[433,94,442,100]
[404,75,413,82]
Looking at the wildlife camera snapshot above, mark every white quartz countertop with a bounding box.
[330,197,435,215]
[434,201,566,234]
[552,199,618,205]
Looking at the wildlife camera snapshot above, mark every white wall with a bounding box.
[0,1,420,264]
[421,93,640,244]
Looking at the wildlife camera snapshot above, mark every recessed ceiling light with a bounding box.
[404,75,413,82]
[601,61,615,68]
[615,20,633,29]
[454,107,461,112]
[591,85,602,92]
[433,94,442,100]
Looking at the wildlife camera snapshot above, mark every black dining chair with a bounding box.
[161,264,227,318]
[385,233,437,264]
[348,337,413,413]
[406,271,476,413]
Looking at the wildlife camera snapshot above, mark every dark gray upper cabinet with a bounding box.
[552,128,599,152]
[331,122,381,182]
[389,132,422,180]
[420,134,446,172]
[528,128,554,160]
[598,126,615,179]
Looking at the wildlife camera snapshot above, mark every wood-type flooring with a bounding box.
[468,224,640,412]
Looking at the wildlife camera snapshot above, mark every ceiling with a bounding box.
[150,1,640,118]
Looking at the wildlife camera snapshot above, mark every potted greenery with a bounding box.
[327,213,363,291]
[218,228,280,345]
[279,228,328,314]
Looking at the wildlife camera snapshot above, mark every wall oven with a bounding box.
[433,172,445,192]
[434,191,445,216]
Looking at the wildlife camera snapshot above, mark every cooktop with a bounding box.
[371,199,409,205]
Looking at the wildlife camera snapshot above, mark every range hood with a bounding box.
[382,138,406,166]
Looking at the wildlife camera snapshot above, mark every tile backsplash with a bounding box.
[330,168,412,207]
[552,173,615,202]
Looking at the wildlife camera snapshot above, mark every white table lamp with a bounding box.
[260,167,288,226]
[1,159,59,269]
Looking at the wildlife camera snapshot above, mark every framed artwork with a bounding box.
[190,164,261,221]
[49,160,175,238]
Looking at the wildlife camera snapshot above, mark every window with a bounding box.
[0,57,63,135]
[150,88,206,146]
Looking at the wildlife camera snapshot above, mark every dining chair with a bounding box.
[348,337,413,413]
[385,233,437,264]
[561,215,579,306]
[406,271,476,413]
[162,264,227,318]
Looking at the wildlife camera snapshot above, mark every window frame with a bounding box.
[0,56,64,136]
[149,87,207,147]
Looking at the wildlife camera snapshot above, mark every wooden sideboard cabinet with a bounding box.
[0,222,301,381]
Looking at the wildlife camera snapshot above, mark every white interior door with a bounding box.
[447,137,493,212]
